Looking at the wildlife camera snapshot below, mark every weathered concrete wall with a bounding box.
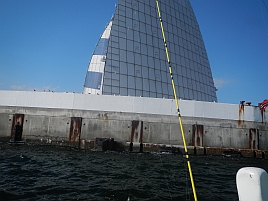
[0,90,267,157]
[0,106,267,152]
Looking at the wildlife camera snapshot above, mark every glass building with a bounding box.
[83,0,217,102]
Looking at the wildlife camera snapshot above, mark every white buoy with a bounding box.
[236,167,268,201]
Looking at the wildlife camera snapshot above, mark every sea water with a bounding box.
[0,143,267,201]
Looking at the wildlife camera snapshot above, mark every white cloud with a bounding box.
[213,78,229,89]
[9,85,60,92]
[10,85,28,91]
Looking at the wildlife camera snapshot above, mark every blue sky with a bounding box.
[0,0,267,105]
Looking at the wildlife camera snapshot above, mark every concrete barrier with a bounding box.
[0,90,267,157]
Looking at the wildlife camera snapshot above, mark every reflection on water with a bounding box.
[0,143,267,201]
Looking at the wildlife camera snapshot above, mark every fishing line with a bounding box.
[184,156,191,201]
[155,1,198,200]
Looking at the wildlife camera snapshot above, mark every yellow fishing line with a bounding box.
[155,1,198,200]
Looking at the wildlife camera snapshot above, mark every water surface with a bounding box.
[1,143,267,201]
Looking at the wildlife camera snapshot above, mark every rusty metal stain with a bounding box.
[245,102,251,106]
[69,117,82,142]
[191,124,203,146]
[238,101,245,127]
[97,113,108,120]
[205,147,241,156]
[255,150,266,159]
[131,120,143,143]
[249,128,259,150]
[239,149,255,158]
[103,113,108,120]
[260,109,264,124]
[11,114,24,140]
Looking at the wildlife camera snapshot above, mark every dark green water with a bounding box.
[0,144,267,201]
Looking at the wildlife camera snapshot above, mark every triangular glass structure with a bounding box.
[84,0,217,102]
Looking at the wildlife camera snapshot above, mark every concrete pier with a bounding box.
[0,90,267,158]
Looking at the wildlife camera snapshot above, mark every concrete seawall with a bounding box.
[0,90,267,158]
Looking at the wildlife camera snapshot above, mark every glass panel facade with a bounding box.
[84,0,217,102]
[84,72,102,90]
[93,38,109,55]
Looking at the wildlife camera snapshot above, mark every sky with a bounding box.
[0,0,267,106]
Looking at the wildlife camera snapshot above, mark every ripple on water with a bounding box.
[0,145,268,201]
